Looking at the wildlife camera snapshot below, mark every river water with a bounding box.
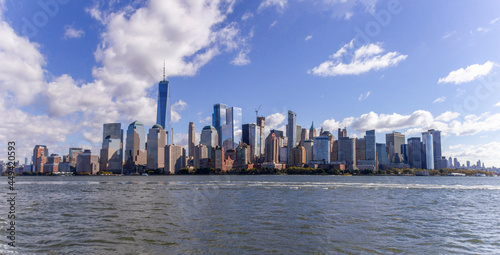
[1,175,500,254]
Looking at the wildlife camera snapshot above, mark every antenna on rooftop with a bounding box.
[163,60,166,81]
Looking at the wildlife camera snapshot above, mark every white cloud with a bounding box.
[495,102,500,107]
[258,0,287,12]
[0,0,245,161]
[491,17,500,24]
[266,112,286,132]
[308,41,407,76]
[305,35,312,41]
[444,142,500,167]
[241,11,254,21]
[433,96,446,104]
[438,61,496,84]
[63,26,85,39]
[270,20,277,28]
[171,100,188,124]
[435,111,460,122]
[358,91,371,101]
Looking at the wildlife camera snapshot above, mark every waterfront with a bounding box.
[1,175,500,254]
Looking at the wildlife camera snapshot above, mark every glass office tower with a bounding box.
[156,78,170,144]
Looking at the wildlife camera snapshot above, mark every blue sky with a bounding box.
[1,0,500,167]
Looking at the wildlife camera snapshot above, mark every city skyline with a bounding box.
[1,1,500,166]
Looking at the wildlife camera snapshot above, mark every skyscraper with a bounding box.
[165,144,185,174]
[265,133,279,163]
[213,104,241,151]
[188,122,195,158]
[242,123,261,161]
[407,137,422,169]
[365,130,376,161]
[427,129,443,169]
[339,137,356,167]
[313,136,330,164]
[309,122,316,140]
[422,131,434,170]
[287,110,297,165]
[33,145,48,174]
[257,116,266,158]
[304,140,314,163]
[226,107,242,150]
[376,143,390,169]
[300,128,307,146]
[212,103,227,147]
[147,124,166,170]
[125,121,147,171]
[200,126,218,148]
[100,123,123,174]
[156,68,171,144]
[386,131,405,163]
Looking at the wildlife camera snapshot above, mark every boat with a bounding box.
[141,173,148,176]
[475,173,487,177]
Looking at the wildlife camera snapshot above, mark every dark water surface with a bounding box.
[1,175,500,254]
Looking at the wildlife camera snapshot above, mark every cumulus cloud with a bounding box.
[171,100,188,124]
[358,91,371,101]
[495,102,500,107]
[305,35,312,41]
[266,112,286,131]
[0,0,247,161]
[435,111,460,122]
[433,96,446,104]
[438,61,496,84]
[63,26,85,39]
[444,142,500,167]
[308,40,407,76]
[320,110,500,138]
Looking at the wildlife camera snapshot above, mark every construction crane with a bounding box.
[255,105,262,118]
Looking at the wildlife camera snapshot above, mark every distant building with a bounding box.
[303,140,314,163]
[194,144,209,168]
[156,73,171,145]
[147,124,166,170]
[265,133,280,163]
[421,131,434,170]
[242,123,261,161]
[76,150,99,175]
[287,110,297,165]
[200,126,218,148]
[309,122,316,140]
[33,145,49,174]
[44,154,61,173]
[376,143,390,169]
[356,138,366,162]
[188,122,195,158]
[386,131,405,163]
[407,137,423,169]
[300,128,308,146]
[338,128,347,139]
[236,143,252,168]
[292,145,306,166]
[125,121,147,172]
[100,123,123,174]
[365,130,376,161]
[427,129,443,169]
[215,105,242,151]
[400,144,408,164]
[313,136,330,164]
[257,116,266,159]
[339,137,356,167]
[68,148,84,171]
[165,144,185,174]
